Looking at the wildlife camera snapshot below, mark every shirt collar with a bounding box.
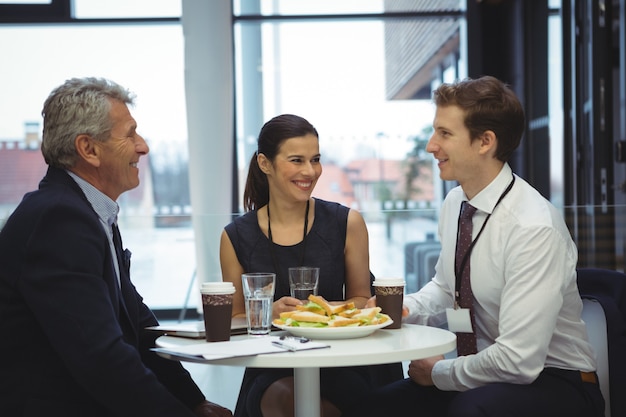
[66,170,119,227]
[467,163,514,215]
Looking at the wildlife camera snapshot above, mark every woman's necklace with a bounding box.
[267,199,310,279]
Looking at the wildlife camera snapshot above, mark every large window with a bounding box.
[548,0,564,208]
[0,2,193,312]
[0,0,467,313]
[234,0,464,282]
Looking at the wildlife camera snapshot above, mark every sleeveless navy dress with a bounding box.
[225,198,401,417]
[226,198,350,301]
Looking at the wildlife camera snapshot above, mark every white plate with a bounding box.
[273,320,393,340]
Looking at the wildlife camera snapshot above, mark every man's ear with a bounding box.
[257,152,271,175]
[478,130,497,156]
[75,134,101,168]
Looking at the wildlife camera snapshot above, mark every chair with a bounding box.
[577,268,626,417]
[581,298,611,416]
[405,240,441,293]
[420,249,439,287]
[404,241,422,291]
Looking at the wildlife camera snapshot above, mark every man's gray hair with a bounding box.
[41,77,135,168]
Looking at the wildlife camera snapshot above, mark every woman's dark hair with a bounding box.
[432,75,525,162]
[243,114,318,211]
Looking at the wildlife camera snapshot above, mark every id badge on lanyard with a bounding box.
[446,307,474,332]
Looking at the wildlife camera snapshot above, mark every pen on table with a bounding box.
[279,335,310,343]
[271,340,298,352]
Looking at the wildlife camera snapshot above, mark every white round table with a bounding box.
[156,324,456,417]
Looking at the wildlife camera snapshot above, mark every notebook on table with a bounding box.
[146,317,248,339]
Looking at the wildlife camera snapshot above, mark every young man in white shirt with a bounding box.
[349,76,604,417]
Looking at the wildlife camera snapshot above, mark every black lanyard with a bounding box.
[454,175,516,304]
[267,199,310,282]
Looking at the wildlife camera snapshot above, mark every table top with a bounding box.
[156,324,456,368]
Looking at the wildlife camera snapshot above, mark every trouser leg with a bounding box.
[343,378,457,417]
[447,369,605,417]
[344,369,604,417]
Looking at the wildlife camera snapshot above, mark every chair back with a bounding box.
[577,268,626,417]
[581,298,611,416]
[405,241,441,293]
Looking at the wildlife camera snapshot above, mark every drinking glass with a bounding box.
[241,273,276,335]
[288,266,319,300]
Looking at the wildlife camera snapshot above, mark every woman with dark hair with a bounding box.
[220,114,383,417]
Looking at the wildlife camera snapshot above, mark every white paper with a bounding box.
[153,336,329,360]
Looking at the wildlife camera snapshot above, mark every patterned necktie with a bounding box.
[456,201,478,356]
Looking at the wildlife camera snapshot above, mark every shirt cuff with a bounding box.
[431,358,459,391]
[402,293,424,324]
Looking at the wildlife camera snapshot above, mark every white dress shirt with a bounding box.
[404,163,597,391]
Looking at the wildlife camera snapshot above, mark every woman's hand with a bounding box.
[272,296,303,318]
[365,295,377,308]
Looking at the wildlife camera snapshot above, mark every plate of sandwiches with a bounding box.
[272,294,394,340]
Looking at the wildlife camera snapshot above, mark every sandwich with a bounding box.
[272,295,391,328]
[274,310,330,327]
[307,295,355,316]
[287,311,331,324]
[327,316,361,327]
[352,307,390,325]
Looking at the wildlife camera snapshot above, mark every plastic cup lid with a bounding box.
[372,278,405,286]
[201,281,236,294]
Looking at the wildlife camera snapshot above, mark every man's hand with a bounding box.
[407,355,444,386]
[194,400,233,417]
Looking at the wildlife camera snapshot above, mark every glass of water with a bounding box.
[288,266,319,301]
[242,272,276,336]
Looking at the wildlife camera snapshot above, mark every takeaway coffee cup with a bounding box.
[373,278,405,329]
[200,282,236,342]
[288,266,320,300]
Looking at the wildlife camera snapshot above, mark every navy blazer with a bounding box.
[0,167,204,417]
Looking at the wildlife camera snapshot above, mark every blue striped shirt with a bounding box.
[66,170,121,286]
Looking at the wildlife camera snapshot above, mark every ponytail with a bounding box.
[243,152,269,211]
